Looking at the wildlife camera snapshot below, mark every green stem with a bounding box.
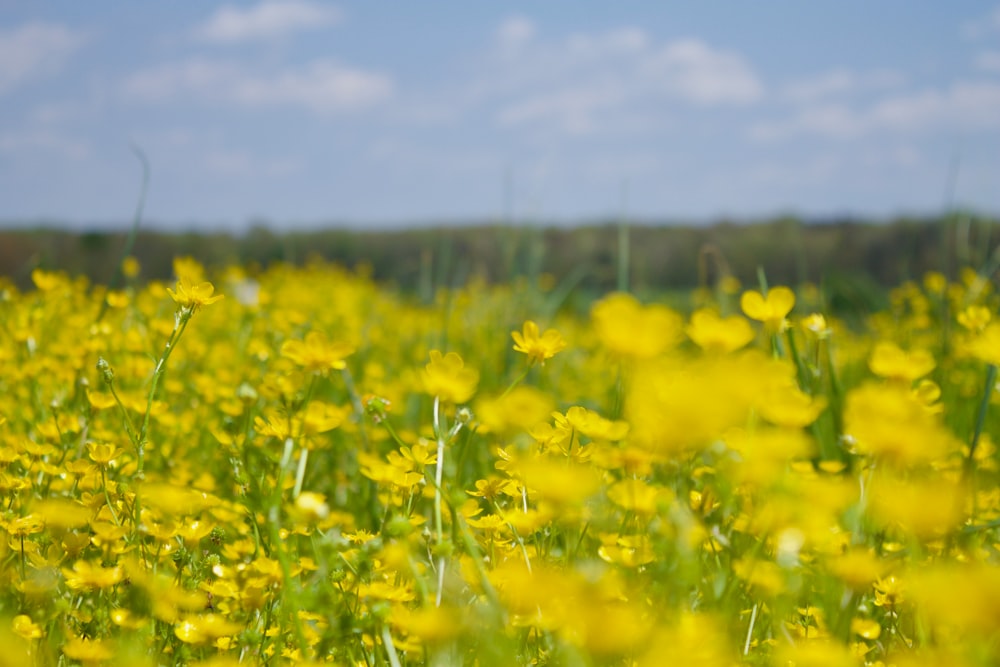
[137,310,192,476]
[499,364,532,399]
[743,603,759,655]
[293,447,309,498]
[380,624,403,667]
[101,468,121,526]
[433,396,446,607]
[106,379,139,448]
[968,363,996,467]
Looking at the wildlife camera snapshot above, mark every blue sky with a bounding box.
[1,1,998,231]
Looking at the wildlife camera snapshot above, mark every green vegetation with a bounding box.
[2,213,996,301]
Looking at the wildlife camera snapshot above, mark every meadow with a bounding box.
[1,251,1000,666]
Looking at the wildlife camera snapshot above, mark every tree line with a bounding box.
[1,213,996,305]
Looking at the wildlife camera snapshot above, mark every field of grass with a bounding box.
[1,255,1000,666]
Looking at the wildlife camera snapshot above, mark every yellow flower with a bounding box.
[685,308,754,353]
[174,614,242,644]
[6,512,44,537]
[965,322,1000,366]
[851,617,881,640]
[957,304,991,332]
[294,491,330,522]
[868,341,934,381]
[62,637,114,663]
[606,479,671,514]
[511,320,567,364]
[63,560,123,590]
[592,292,683,358]
[280,331,354,374]
[757,385,827,428]
[166,279,224,310]
[12,615,43,640]
[87,441,125,468]
[740,286,795,331]
[844,382,960,465]
[800,312,831,338]
[422,350,478,403]
[121,255,141,278]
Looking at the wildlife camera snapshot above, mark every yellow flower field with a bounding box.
[2,257,999,666]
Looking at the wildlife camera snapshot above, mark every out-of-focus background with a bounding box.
[1,1,998,290]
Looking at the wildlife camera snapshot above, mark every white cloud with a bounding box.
[751,81,1000,141]
[203,149,300,177]
[475,24,761,135]
[963,6,1000,39]
[496,15,536,55]
[975,50,1000,72]
[0,129,90,159]
[497,82,625,134]
[639,38,762,105]
[780,68,905,103]
[0,22,86,95]
[122,58,392,113]
[194,0,340,43]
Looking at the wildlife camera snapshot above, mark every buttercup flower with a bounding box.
[511,320,567,364]
[741,286,795,331]
[422,350,479,403]
[166,278,224,310]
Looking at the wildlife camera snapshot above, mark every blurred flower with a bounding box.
[280,331,354,374]
[422,350,478,403]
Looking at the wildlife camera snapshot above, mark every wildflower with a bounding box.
[511,320,567,364]
[757,386,826,428]
[800,313,831,338]
[923,271,947,294]
[740,286,795,331]
[7,514,45,537]
[907,564,1000,636]
[280,331,354,374]
[87,441,125,468]
[873,574,905,609]
[172,256,205,283]
[31,268,66,291]
[121,255,140,278]
[62,637,114,663]
[733,557,785,596]
[826,548,886,590]
[844,382,960,465]
[957,305,991,332]
[515,457,601,507]
[637,613,734,667]
[467,476,513,502]
[422,350,478,403]
[592,292,683,358]
[598,534,656,567]
[174,614,242,644]
[868,341,935,381]
[12,615,43,640]
[606,479,671,514]
[63,560,123,590]
[867,474,965,539]
[965,322,1000,366]
[300,401,349,435]
[851,617,881,640]
[685,308,754,353]
[166,278,224,310]
[392,605,463,645]
[294,492,330,522]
